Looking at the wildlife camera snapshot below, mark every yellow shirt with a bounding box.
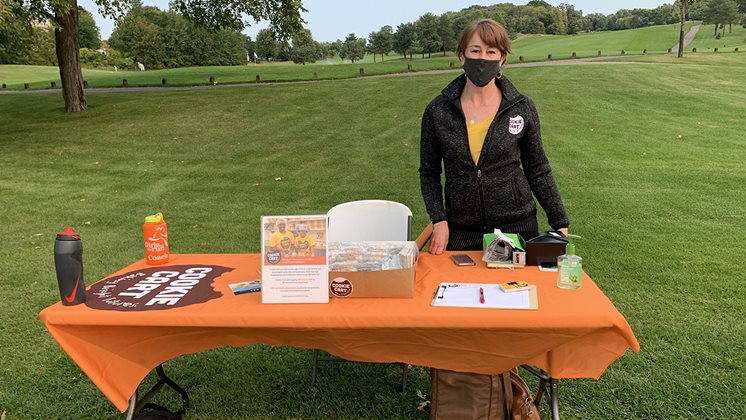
[269,230,295,256]
[467,112,497,165]
[294,234,316,256]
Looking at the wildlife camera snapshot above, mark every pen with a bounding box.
[437,285,446,299]
[479,287,485,304]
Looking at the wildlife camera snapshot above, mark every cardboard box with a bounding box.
[482,232,526,268]
[328,264,415,298]
[525,232,568,267]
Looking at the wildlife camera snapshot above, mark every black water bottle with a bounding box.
[54,227,86,305]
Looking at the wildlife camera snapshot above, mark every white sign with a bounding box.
[261,215,329,304]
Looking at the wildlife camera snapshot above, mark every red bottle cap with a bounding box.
[57,226,81,239]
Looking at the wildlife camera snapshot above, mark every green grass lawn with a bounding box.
[506,21,698,61]
[1,54,745,419]
[687,23,746,51]
[0,54,461,90]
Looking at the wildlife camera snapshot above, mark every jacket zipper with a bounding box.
[475,97,525,231]
[477,169,487,230]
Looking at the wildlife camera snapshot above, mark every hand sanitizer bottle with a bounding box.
[557,235,582,290]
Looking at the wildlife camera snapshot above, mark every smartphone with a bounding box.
[450,254,476,266]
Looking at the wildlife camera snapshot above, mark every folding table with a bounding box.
[39,252,639,419]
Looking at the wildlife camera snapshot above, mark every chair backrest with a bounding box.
[327,200,413,242]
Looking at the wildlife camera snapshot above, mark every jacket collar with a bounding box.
[442,73,525,109]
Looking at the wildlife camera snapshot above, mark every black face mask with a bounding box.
[462,57,500,87]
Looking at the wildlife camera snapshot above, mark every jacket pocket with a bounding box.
[511,176,520,208]
[512,173,532,209]
[481,177,516,213]
[446,180,482,228]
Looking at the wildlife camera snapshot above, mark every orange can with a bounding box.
[143,212,169,265]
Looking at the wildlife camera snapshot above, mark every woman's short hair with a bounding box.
[456,19,512,58]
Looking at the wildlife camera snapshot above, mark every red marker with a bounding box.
[479,287,485,304]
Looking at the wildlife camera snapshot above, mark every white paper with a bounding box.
[261,215,329,304]
[431,282,533,309]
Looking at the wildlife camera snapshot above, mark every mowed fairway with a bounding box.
[509,21,697,61]
[1,54,745,419]
[0,57,458,90]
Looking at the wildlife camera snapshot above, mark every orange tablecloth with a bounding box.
[39,252,639,412]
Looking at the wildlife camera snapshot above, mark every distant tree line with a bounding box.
[264,0,746,64]
[108,3,250,69]
[2,0,746,68]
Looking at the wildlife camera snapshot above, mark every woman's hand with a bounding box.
[429,221,449,254]
[558,227,569,236]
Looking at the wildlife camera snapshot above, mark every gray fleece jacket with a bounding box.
[419,74,569,232]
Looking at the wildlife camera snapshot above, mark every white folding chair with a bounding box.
[327,200,413,242]
[311,200,413,391]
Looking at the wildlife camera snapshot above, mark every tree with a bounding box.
[290,28,317,64]
[517,15,545,33]
[110,6,250,69]
[437,15,455,56]
[1,0,33,64]
[21,0,304,112]
[324,39,342,57]
[255,28,280,60]
[722,0,742,31]
[676,0,694,58]
[559,3,586,34]
[703,0,740,35]
[109,7,187,69]
[393,22,415,59]
[415,13,441,58]
[245,35,256,62]
[339,33,365,63]
[367,25,393,62]
[77,6,100,49]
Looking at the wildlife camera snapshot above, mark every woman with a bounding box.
[420,19,569,254]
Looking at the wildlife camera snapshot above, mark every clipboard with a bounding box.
[431,282,538,310]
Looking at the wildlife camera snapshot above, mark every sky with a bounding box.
[79,0,672,42]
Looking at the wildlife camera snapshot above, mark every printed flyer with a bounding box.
[261,215,329,303]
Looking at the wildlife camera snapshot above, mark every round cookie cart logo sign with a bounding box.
[265,250,282,265]
[86,265,233,311]
[330,277,353,297]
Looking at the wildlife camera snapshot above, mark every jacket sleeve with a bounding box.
[419,103,448,224]
[520,98,570,230]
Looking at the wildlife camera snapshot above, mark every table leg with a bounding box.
[123,364,189,419]
[125,391,138,420]
[311,350,409,392]
[549,377,560,420]
[520,365,560,420]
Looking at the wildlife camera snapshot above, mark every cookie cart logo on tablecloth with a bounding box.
[509,115,524,134]
[86,265,233,311]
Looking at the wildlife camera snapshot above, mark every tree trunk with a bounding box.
[677,1,687,58]
[54,0,86,113]
[714,24,717,36]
